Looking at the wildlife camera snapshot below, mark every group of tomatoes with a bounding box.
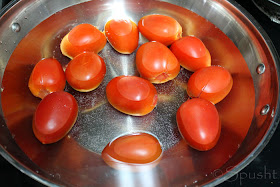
[28,14,233,171]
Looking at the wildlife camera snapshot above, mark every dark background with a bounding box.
[0,0,279,186]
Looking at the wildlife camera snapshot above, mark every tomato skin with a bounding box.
[136,41,180,84]
[60,23,107,59]
[28,58,66,99]
[65,52,106,92]
[102,132,162,171]
[138,14,182,46]
[105,19,139,54]
[32,91,78,144]
[106,76,158,116]
[170,36,211,72]
[187,66,233,104]
[176,98,221,151]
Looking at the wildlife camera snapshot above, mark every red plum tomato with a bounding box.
[136,41,180,84]
[60,23,107,59]
[187,65,233,104]
[65,52,106,92]
[105,19,139,54]
[102,132,162,171]
[106,76,158,116]
[170,36,211,72]
[28,58,66,99]
[176,98,221,151]
[33,91,78,144]
[138,14,182,46]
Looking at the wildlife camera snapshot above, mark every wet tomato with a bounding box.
[170,36,211,72]
[60,23,107,59]
[102,132,162,171]
[28,58,66,99]
[187,66,233,104]
[33,91,78,144]
[138,14,182,46]
[176,98,221,151]
[65,52,106,92]
[136,41,180,84]
[106,75,158,116]
[105,19,139,54]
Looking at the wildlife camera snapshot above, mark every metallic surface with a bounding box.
[0,0,279,186]
[260,104,271,116]
[253,0,280,24]
[256,63,266,74]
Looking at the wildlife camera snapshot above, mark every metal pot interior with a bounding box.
[0,0,279,186]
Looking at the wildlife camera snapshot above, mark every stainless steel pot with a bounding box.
[0,0,279,186]
[253,0,280,24]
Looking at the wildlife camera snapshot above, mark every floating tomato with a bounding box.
[33,91,78,144]
[60,23,107,59]
[176,98,221,151]
[136,41,180,84]
[106,75,158,116]
[138,14,182,46]
[187,66,233,104]
[102,132,162,171]
[28,58,66,99]
[105,19,139,54]
[170,36,211,72]
[65,52,106,92]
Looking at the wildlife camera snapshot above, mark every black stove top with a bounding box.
[0,0,280,186]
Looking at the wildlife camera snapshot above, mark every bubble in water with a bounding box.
[55,173,61,179]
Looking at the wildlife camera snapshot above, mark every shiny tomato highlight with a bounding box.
[65,52,106,92]
[105,19,139,54]
[106,76,158,116]
[60,23,107,59]
[102,132,162,171]
[33,91,78,144]
[170,36,211,72]
[136,41,180,84]
[28,58,66,99]
[176,98,221,151]
[187,65,233,104]
[138,14,182,46]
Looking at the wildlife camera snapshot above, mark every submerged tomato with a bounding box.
[102,133,162,171]
[187,66,233,104]
[60,23,107,59]
[65,52,106,92]
[176,98,221,151]
[170,36,211,72]
[28,58,66,99]
[138,14,182,46]
[106,76,158,116]
[33,91,78,144]
[136,41,180,84]
[105,19,139,54]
